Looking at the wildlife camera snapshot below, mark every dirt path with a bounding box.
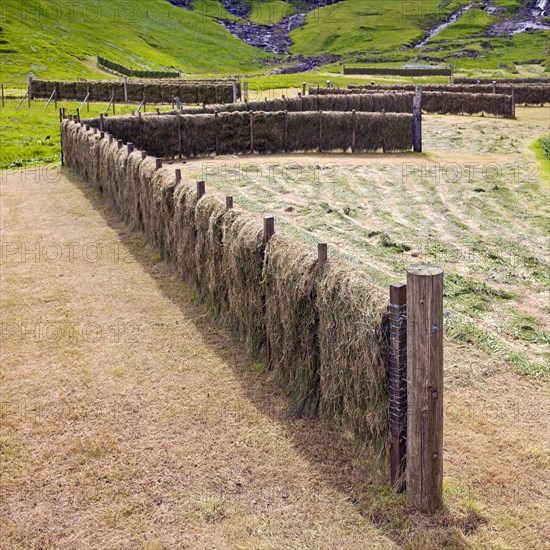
[1,166,548,549]
[0,169,399,549]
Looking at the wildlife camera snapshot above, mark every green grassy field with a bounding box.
[175,108,550,381]
[0,0,264,82]
[0,99,174,169]
[1,0,548,85]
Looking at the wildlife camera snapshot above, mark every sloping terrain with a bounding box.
[1,0,548,83]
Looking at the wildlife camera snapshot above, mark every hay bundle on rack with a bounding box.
[264,235,320,416]
[252,111,286,153]
[171,182,199,283]
[180,83,199,104]
[180,114,217,157]
[383,113,413,152]
[194,196,233,310]
[354,112,384,152]
[287,111,320,152]
[140,115,178,157]
[316,263,389,447]
[320,112,353,152]
[222,212,265,356]
[217,112,250,155]
[143,83,162,104]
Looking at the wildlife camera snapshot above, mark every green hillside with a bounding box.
[0,0,548,84]
[0,0,264,82]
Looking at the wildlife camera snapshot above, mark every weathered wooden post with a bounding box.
[226,196,233,209]
[413,86,422,153]
[197,180,205,199]
[127,143,134,154]
[141,151,147,160]
[492,80,496,95]
[302,82,306,96]
[124,76,128,103]
[232,81,238,103]
[389,282,407,492]
[27,76,33,101]
[406,264,444,512]
[117,139,123,150]
[175,169,182,184]
[244,82,249,102]
[511,89,515,118]
[156,158,163,169]
[99,113,104,131]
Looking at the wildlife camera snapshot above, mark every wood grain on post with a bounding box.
[141,151,147,160]
[99,113,104,131]
[389,282,407,492]
[127,143,134,154]
[117,139,123,150]
[302,82,306,96]
[124,76,128,103]
[226,196,233,209]
[197,180,205,199]
[175,169,182,184]
[406,264,444,512]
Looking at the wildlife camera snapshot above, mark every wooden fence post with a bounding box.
[117,139,123,150]
[302,82,306,96]
[124,76,128,103]
[226,196,234,209]
[156,158,162,169]
[197,180,205,199]
[99,113,104,131]
[175,169,182,184]
[232,81,238,103]
[27,76,33,100]
[511,89,515,118]
[389,282,407,492]
[413,86,422,153]
[244,82,249,102]
[142,151,147,160]
[406,264,444,512]
[127,143,133,154]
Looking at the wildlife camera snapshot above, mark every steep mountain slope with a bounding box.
[0,0,264,82]
[0,0,548,83]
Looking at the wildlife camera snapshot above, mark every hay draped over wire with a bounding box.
[61,120,394,452]
[92,111,415,156]
[222,213,265,357]
[316,263,389,448]
[31,78,239,104]
[264,235,320,416]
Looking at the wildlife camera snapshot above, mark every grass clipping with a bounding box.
[264,235,320,416]
[316,263,389,448]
